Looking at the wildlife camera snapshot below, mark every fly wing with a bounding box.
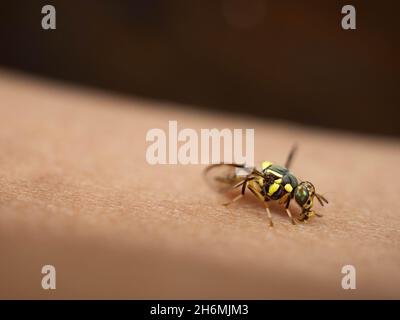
[203,163,253,193]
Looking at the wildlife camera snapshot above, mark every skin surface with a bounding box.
[0,70,399,299]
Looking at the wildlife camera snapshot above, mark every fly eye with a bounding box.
[295,187,309,205]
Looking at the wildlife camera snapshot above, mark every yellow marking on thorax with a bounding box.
[284,184,293,193]
[266,169,283,178]
[274,178,282,184]
[261,161,272,170]
[268,183,280,196]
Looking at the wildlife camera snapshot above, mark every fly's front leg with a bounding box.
[278,193,297,225]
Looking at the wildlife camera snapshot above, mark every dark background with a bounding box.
[0,0,398,135]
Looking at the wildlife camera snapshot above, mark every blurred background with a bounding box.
[0,0,398,135]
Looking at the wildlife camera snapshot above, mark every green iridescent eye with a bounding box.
[295,187,309,205]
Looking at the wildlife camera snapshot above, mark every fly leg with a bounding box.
[222,177,254,206]
[284,197,297,225]
[279,193,297,225]
[247,184,274,228]
[263,201,274,228]
[222,194,243,206]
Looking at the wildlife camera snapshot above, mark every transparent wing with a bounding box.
[203,163,254,193]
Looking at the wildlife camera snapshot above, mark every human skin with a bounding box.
[0,70,399,299]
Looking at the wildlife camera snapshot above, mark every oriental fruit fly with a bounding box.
[204,145,328,227]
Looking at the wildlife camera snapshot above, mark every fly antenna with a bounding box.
[316,193,329,206]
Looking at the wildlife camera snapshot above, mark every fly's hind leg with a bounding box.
[222,194,243,206]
